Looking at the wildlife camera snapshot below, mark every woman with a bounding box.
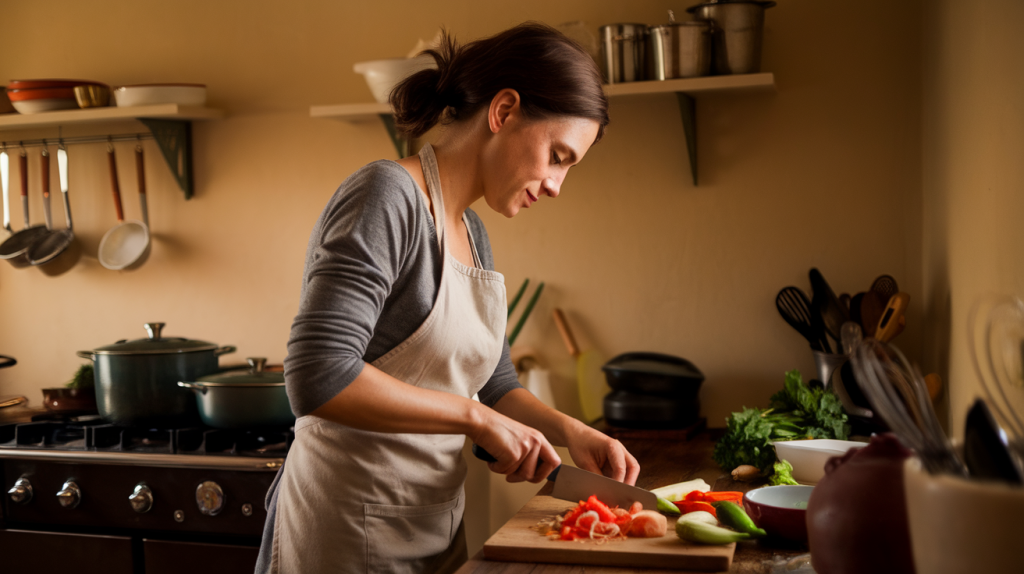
[256,22,640,574]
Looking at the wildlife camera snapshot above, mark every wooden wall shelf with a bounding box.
[311,72,776,184]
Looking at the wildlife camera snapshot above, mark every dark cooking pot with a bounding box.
[601,352,705,397]
[178,357,294,428]
[77,322,235,427]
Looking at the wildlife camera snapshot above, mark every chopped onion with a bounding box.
[590,520,620,539]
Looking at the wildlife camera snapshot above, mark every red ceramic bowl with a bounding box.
[7,79,104,90]
[743,485,814,545]
[5,87,77,101]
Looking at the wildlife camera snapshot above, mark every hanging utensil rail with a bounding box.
[1,132,154,149]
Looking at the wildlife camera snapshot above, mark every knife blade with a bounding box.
[471,444,657,510]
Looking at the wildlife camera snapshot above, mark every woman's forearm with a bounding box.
[310,362,486,436]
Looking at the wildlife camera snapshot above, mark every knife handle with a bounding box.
[470,444,561,481]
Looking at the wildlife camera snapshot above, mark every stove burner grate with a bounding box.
[0,420,293,457]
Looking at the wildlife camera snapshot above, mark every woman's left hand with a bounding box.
[564,426,641,486]
[492,388,641,485]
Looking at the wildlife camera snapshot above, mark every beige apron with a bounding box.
[270,144,507,574]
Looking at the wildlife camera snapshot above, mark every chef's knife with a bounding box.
[471,444,657,510]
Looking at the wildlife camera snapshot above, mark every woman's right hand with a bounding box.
[470,407,561,484]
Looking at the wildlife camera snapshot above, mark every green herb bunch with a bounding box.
[712,370,851,476]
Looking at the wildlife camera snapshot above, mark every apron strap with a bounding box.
[419,143,482,268]
[418,143,446,250]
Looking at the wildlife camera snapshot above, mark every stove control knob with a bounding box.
[196,481,225,516]
[56,480,81,509]
[129,483,154,514]
[8,478,33,504]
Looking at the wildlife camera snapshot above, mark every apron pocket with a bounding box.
[364,495,462,573]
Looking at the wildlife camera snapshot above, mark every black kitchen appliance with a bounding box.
[601,352,704,429]
[0,414,288,574]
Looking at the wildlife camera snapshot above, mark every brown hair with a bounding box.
[390,23,609,142]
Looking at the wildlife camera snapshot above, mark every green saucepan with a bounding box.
[178,357,294,428]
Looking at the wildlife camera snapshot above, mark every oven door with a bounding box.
[0,529,134,574]
[144,539,259,574]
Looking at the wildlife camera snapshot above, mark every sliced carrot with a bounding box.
[673,500,717,517]
[701,491,745,503]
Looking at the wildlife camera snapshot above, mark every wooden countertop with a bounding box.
[457,427,806,573]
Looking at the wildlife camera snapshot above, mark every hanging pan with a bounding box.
[0,148,50,267]
[27,145,76,267]
[98,145,149,270]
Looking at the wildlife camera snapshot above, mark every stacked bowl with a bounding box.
[6,79,108,113]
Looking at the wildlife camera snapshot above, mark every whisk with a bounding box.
[967,296,1024,453]
[850,339,967,476]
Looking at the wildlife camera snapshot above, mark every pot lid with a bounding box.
[602,352,705,381]
[195,358,285,386]
[91,323,219,355]
[654,9,713,29]
[687,0,777,13]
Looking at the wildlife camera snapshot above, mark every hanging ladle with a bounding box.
[98,144,149,270]
[27,144,75,266]
[0,147,50,266]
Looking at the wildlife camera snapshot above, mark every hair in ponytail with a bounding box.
[390,23,609,141]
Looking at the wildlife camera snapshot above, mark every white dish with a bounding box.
[773,439,867,484]
[114,84,206,107]
[11,98,79,114]
[353,56,437,104]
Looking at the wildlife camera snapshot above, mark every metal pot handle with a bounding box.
[177,381,209,395]
[76,350,94,359]
[214,345,236,357]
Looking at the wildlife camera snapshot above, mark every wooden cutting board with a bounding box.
[482,495,735,571]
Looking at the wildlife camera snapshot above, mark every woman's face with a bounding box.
[482,113,600,218]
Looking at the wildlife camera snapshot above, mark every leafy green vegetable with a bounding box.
[713,369,851,479]
[67,364,95,389]
[769,460,799,486]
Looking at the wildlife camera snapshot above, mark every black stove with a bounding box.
[0,415,289,574]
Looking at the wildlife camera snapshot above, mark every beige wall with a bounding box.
[1,0,936,552]
[922,0,1024,438]
[0,0,925,424]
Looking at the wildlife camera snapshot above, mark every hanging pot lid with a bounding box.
[193,358,285,387]
[89,323,219,355]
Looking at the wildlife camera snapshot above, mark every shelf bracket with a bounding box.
[675,92,697,186]
[378,114,410,158]
[139,118,194,199]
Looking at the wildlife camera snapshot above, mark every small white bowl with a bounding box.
[773,439,867,484]
[353,56,437,104]
[11,98,79,114]
[114,84,206,107]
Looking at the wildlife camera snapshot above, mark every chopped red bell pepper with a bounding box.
[585,495,618,523]
[562,502,587,526]
[683,490,707,502]
[673,500,718,517]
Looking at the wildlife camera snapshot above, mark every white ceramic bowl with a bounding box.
[113,84,206,107]
[11,98,79,114]
[353,56,437,104]
[773,439,867,484]
[904,457,1024,574]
